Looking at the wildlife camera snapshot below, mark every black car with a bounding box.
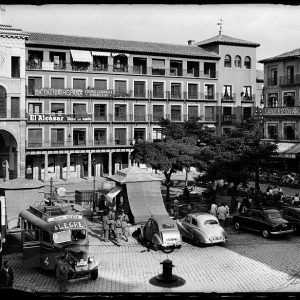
[233,208,294,238]
[281,206,300,233]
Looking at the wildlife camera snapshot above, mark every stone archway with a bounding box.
[0,129,18,179]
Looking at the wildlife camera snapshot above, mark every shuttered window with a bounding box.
[28,129,42,147]
[134,81,146,97]
[0,86,7,118]
[115,80,127,97]
[94,129,106,145]
[94,104,107,121]
[134,105,146,121]
[11,97,20,118]
[51,128,64,146]
[28,77,42,95]
[115,104,126,121]
[51,77,64,89]
[188,106,198,119]
[94,79,107,90]
[188,84,198,99]
[51,103,64,114]
[115,128,126,145]
[171,83,181,99]
[153,82,164,98]
[171,105,181,121]
[73,78,86,89]
[153,105,164,121]
[205,106,214,122]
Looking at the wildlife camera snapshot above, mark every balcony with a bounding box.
[279,74,300,86]
[223,115,236,123]
[133,65,147,75]
[221,93,236,101]
[204,116,216,122]
[113,65,128,73]
[267,78,278,86]
[93,63,108,72]
[152,68,165,76]
[26,60,42,70]
[242,94,255,102]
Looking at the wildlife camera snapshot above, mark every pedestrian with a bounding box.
[56,252,69,293]
[292,194,300,206]
[113,214,123,246]
[108,209,116,239]
[209,201,218,217]
[217,203,227,227]
[119,209,129,242]
[0,261,14,288]
[224,203,230,227]
[102,209,110,242]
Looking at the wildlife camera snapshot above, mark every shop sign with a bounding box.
[27,114,92,122]
[263,107,300,116]
[34,88,113,97]
[54,221,85,231]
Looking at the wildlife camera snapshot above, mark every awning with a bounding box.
[70,49,92,63]
[111,52,130,57]
[275,142,297,158]
[73,105,89,119]
[285,143,300,158]
[126,181,168,224]
[105,186,122,200]
[91,51,111,57]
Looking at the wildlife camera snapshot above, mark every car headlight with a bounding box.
[88,256,94,263]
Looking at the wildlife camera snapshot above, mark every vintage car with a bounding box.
[137,215,182,253]
[56,245,98,280]
[176,213,227,246]
[233,208,294,238]
[281,206,300,233]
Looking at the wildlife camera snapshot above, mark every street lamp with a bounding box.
[92,158,97,211]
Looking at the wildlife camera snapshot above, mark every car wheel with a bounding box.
[162,246,175,254]
[234,222,240,230]
[262,229,270,239]
[90,268,98,280]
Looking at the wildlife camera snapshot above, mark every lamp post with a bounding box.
[92,158,97,211]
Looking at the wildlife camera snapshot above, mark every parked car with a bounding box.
[137,215,182,253]
[281,206,300,233]
[233,208,294,238]
[176,213,227,246]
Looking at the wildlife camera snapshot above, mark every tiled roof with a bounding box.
[25,32,220,60]
[0,24,29,39]
[195,34,260,48]
[259,48,300,63]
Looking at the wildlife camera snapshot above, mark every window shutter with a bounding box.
[0,86,7,118]
[11,97,20,118]
[94,79,107,90]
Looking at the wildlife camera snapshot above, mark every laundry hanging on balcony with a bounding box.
[70,49,93,63]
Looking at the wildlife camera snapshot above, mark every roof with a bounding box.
[0,24,29,40]
[25,31,220,60]
[259,48,300,63]
[195,34,260,48]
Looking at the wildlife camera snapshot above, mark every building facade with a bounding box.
[0,24,261,181]
[259,48,300,166]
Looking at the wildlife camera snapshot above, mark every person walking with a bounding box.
[217,203,227,227]
[102,209,110,242]
[108,209,116,239]
[0,261,14,288]
[56,253,69,293]
[209,201,218,217]
[119,209,129,242]
[113,214,123,247]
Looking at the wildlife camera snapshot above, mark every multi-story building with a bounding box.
[259,48,300,168]
[0,23,261,181]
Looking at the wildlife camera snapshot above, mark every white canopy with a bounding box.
[70,50,92,63]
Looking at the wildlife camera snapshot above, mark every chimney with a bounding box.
[188,40,195,46]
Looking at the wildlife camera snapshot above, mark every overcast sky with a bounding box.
[3,4,300,70]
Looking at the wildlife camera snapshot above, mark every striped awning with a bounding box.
[70,49,92,63]
[91,51,110,57]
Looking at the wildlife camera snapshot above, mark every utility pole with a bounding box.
[92,158,97,211]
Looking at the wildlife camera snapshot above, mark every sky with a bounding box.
[2,3,300,70]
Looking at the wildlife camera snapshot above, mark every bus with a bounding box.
[19,203,98,280]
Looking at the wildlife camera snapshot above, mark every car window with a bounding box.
[204,219,218,225]
[267,212,281,219]
[191,218,198,226]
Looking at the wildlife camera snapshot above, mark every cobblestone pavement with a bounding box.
[4,219,300,294]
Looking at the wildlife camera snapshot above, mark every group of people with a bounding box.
[102,208,130,246]
[210,202,230,227]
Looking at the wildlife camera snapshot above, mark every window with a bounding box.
[243,107,252,120]
[205,106,214,122]
[234,55,241,68]
[28,103,42,114]
[187,61,199,77]
[171,105,181,121]
[152,128,162,141]
[188,106,198,119]
[134,128,146,142]
[283,92,295,107]
[243,86,252,100]
[188,83,198,99]
[267,123,278,140]
[153,82,164,98]
[270,68,278,86]
[115,128,126,145]
[0,86,6,118]
[204,62,216,78]
[133,57,147,74]
[191,218,198,226]
[73,129,86,145]
[153,105,164,121]
[94,104,107,121]
[51,103,64,115]
[113,55,128,72]
[223,85,233,100]
[171,83,182,99]
[94,129,106,145]
[170,60,182,76]
[73,78,86,90]
[287,66,294,84]
[51,77,64,89]
[152,59,165,75]
[115,104,126,121]
[205,84,214,99]
[51,128,64,146]
[223,107,235,122]
[11,56,20,78]
[267,93,278,107]
[94,79,107,90]
[223,107,232,116]
[134,105,146,121]
[73,103,88,119]
[114,80,127,97]
[28,77,42,95]
[244,56,251,69]
[28,129,42,147]
[134,81,146,98]
[224,55,231,68]
[93,56,108,71]
[50,52,66,70]
[284,124,295,140]
[11,97,20,118]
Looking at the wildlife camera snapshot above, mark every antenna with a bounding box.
[217,17,224,35]
[0,5,6,25]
